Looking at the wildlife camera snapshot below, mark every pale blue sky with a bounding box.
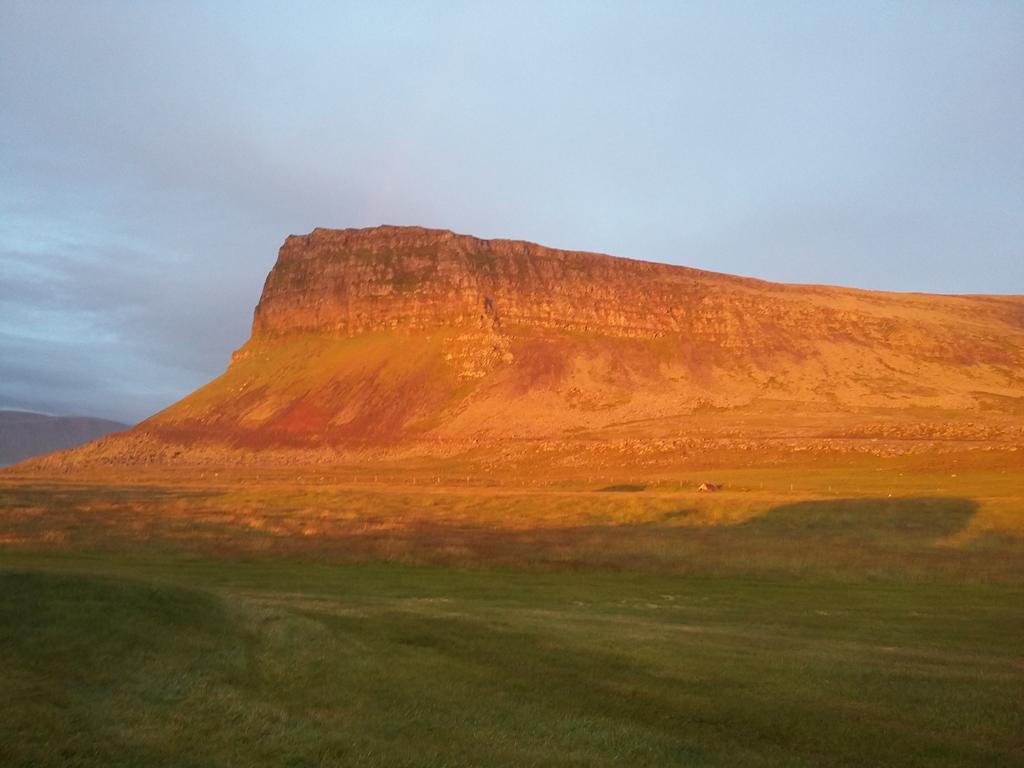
[1,1,1022,421]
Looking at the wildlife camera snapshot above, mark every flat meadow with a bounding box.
[1,455,1022,766]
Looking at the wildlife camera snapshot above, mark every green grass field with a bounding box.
[1,464,1022,766]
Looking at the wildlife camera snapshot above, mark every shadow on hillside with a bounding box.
[731,496,977,541]
[318,496,996,580]
[2,484,1011,579]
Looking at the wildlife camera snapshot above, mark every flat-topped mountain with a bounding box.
[17,226,1024,468]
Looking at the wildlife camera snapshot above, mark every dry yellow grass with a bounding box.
[3,454,1022,581]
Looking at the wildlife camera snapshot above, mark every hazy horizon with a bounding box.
[2,1,1022,422]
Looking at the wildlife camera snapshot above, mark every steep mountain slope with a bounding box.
[20,226,1024,467]
[0,411,129,466]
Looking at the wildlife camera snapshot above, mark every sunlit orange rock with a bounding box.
[18,225,1024,468]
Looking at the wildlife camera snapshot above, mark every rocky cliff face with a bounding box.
[251,226,1024,365]
[15,226,1024,467]
[253,226,730,339]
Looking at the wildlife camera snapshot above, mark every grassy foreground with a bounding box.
[1,553,1022,767]
[0,463,1022,766]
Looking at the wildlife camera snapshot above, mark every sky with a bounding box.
[1,1,1022,423]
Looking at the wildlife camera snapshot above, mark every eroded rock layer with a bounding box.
[253,227,1023,362]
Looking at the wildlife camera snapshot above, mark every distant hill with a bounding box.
[17,225,1024,469]
[0,411,129,466]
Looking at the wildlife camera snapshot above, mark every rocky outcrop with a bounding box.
[252,226,1024,366]
[253,226,731,339]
